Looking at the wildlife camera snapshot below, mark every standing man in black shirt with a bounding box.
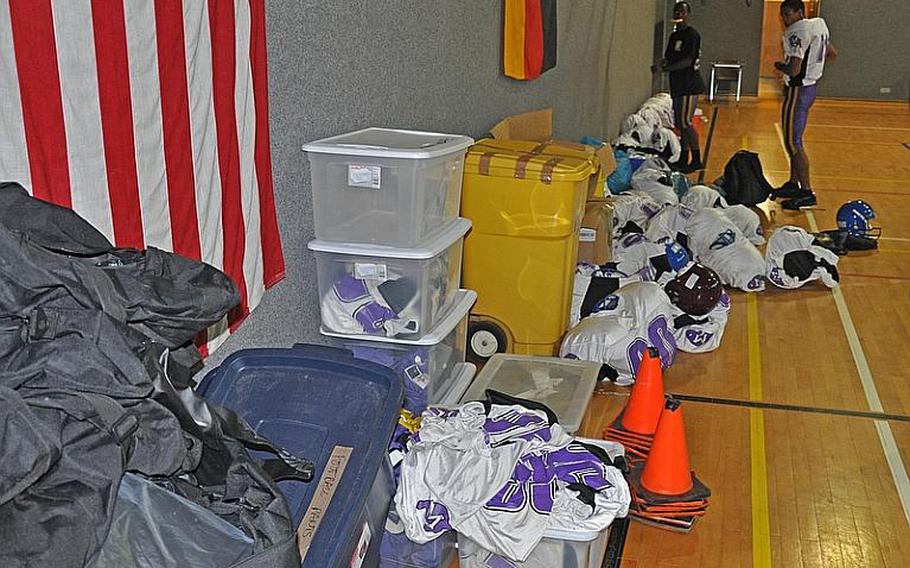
[652,1,707,173]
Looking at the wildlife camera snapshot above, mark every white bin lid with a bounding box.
[307,218,470,259]
[319,289,477,346]
[438,363,477,406]
[460,354,599,434]
[302,127,474,160]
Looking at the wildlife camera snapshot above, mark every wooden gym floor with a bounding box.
[579,97,910,567]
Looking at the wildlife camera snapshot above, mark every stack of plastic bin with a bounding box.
[303,127,476,568]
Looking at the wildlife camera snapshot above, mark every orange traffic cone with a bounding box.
[618,347,665,435]
[640,396,692,495]
[627,396,711,533]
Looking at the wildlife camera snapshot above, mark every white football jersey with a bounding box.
[783,17,830,87]
[570,263,648,327]
[320,275,419,336]
[686,208,766,292]
[671,289,731,353]
[611,192,662,236]
[614,114,657,149]
[681,184,728,211]
[636,106,664,130]
[644,203,694,245]
[722,204,765,245]
[612,233,681,285]
[560,282,677,386]
[631,160,679,208]
[640,99,674,129]
[766,226,840,289]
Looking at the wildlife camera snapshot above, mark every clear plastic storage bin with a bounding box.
[303,128,474,247]
[457,438,626,568]
[310,218,470,340]
[459,354,600,434]
[322,290,477,410]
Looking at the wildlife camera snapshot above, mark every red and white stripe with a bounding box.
[0,0,285,355]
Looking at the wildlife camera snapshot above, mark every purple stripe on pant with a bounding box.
[788,84,817,153]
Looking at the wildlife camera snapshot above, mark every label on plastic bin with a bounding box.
[349,521,371,568]
[348,164,381,189]
[354,263,387,280]
[579,228,597,242]
[297,445,353,561]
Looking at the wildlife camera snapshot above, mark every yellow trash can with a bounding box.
[461,139,600,361]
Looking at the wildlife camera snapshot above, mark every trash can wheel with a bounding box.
[468,320,508,364]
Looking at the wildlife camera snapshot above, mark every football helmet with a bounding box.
[836,200,880,239]
[664,263,723,316]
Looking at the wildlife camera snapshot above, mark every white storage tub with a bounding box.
[322,290,476,409]
[459,354,600,434]
[310,219,470,340]
[303,127,474,247]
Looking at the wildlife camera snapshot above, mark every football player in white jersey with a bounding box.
[772,0,838,210]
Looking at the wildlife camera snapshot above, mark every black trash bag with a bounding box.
[0,183,311,568]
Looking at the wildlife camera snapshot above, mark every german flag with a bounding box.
[503,0,557,81]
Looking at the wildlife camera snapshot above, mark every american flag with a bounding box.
[0,0,284,355]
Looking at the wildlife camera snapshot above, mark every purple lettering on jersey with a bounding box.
[332,275,370,302]
[628,315,677,375]
[416,500,453,533]
[621,233,645,248]
[352,301,398,334]
[641,203,661,218]
[769,267,786,287]
[719,290,731,309]
[685,329,714,347]
[485,455,557,515]
[549,444,613,491]
[484,408,552,445]
[747,275,766,290]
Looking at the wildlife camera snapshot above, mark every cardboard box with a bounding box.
[488,108,612,199]
[578,198,614,264]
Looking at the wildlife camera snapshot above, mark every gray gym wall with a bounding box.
[820,0,910,101]
[668,0,910,101]
[204,1,658,369]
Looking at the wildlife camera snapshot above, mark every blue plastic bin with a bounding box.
[198,344,404,568]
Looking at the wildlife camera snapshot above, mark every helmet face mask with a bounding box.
[837,200,881,240]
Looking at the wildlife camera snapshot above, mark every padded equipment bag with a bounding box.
[719,151,773,206]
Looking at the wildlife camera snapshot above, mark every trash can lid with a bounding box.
[466,138,598,183]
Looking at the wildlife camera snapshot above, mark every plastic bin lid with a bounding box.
[460,354,599,434]
[196,344,404,568]
[465,139,598,183]
[320,289,476,345]
[438,363,477,406]
[307,218,470,259]
[302,127,474,159]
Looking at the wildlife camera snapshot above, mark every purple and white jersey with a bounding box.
[560,282,677,386]
[671,289,731,353]
[320,275,418,337]
[570,263,645,327]
[644,203,694,245]
[630,159,679,208]
[612,192,663,237]
[612,234,680,285]
[686,208,766,292]
[396,403,625,562]
[680,184,728,211]
[766,226,840,289]
[722,204,765,245]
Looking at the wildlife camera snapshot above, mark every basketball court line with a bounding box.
[697,106,720,185]
[838,272,910,282]
[774,121,910,528]
[747,294,772,568]
[671,394,910,423]
[809,124,910,132]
